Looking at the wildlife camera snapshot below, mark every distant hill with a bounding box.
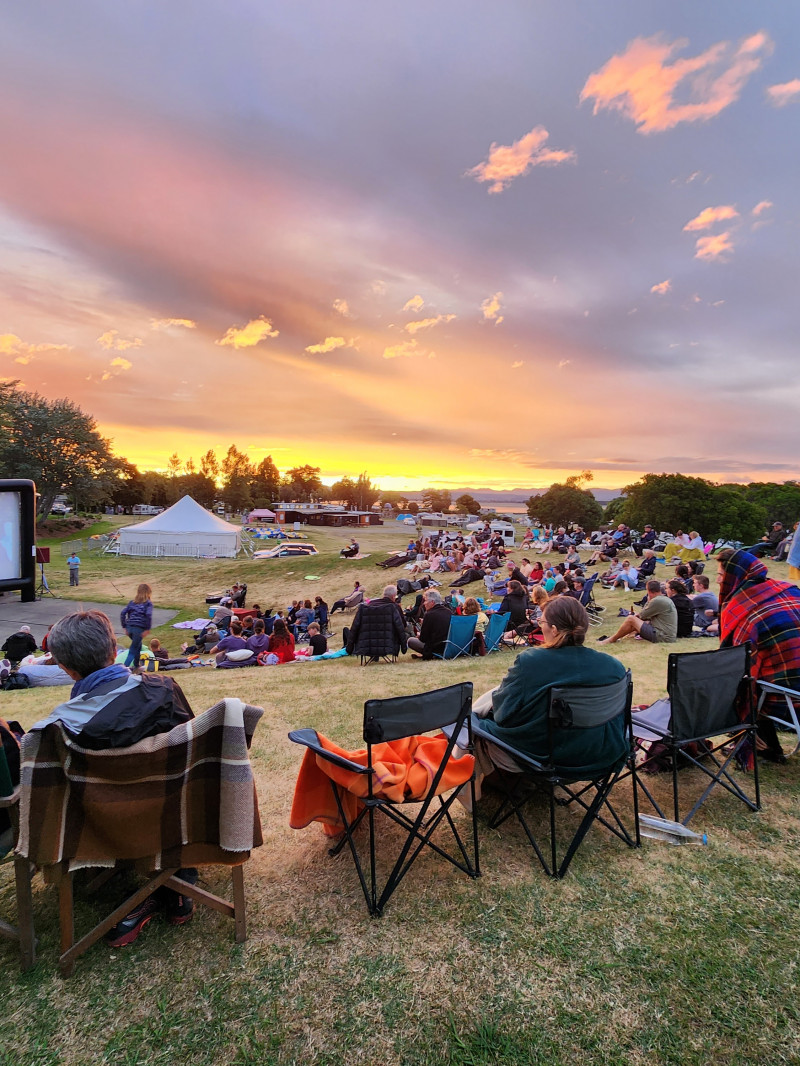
[403,488,622,504]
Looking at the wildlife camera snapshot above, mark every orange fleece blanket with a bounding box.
[290,732,474,837]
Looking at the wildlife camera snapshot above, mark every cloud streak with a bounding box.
[695,232,734,260]
[305,336,346,354]
[767,79,800,106]
[581,32,773,133]
[467,126,575,193]
[683,205,739,231]
[403,314,455,334]
[97,329,143,351]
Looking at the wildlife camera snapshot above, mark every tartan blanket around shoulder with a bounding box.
[17,698,263,879]
[720,552,800,701]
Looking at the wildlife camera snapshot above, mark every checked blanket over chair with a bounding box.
[289,733,474,837]
[17,698,263,881]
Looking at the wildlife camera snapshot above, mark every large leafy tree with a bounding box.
[250,456,281,505]
[421,488,452,514]
[736,481,800,529]
[526,480,603,529]
[281,465,323,502]
[0,386,125,518]
[618,473,764,542]
[455,493,482,515]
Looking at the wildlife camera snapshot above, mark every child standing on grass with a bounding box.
[121,583,153,668]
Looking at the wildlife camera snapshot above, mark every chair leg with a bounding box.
[14,857,35,971]
[231,864,247,943]
[59,874,75,977]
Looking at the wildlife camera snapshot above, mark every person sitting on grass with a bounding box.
[208,619,248,663]
[608,559,639,591]
[689,574,719,632]
[637,550,657,582]
[340,538,360,559]
[28,610,196,947]
[598,579,677,645]
[408,590,452,659]
[268,619,296,663]
[246,619,270,656]
[742,522,785,559]
[666,579,695,638]
[306,622,327,656]
[148,639,190,668]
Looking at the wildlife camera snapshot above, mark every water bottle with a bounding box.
[638,814,708,845]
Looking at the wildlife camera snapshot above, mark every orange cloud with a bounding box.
[0,333,70,364]
[332,298,352,317]
[216,316,279,349]
[481,292,504,324]
[695,231,734,260]
[767,79,800,106]
[150,317,196,330]
[683,205,739,231]
[650,279,671,295]
[403,314,455,334]
[467,126,576,193]
[752,200,773,216]
[97,329,143,351]
[511,360,524,369]
[305,336,346,354]
[382,339,428,359]
[101,356,133,381]
[581,32,773,133]
[402,294,425,312]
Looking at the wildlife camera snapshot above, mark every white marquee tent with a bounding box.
[118,496,241,558]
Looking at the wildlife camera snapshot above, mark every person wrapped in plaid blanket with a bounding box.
[29,609,197,945]
[717,548,800,764]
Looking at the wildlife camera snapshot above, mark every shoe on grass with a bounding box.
[105,894,161,947]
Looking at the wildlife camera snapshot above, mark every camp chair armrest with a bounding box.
[754,679,800,698]
[471,721,548,773]
[288,729,373,775]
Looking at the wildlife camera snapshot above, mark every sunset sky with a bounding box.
[1,1,799,492]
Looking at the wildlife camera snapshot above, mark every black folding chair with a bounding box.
[289,682,479,916]
[629,645,760,826]
[0,746,35,971]
[473,672,638,879]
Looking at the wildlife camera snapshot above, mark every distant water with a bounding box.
[477,501,528,515]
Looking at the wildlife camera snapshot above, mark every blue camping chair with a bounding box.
[435,615,478,660]
[484,612,511,653]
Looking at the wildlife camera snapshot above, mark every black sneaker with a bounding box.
[165,890,195,926]
[106,894,161,947]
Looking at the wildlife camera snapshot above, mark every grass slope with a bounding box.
[2,523,798,1065]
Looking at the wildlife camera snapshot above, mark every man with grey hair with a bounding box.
[30,610,193,749]
[408,589,452,659]
[28,609,197,946]
[345,584,407,660]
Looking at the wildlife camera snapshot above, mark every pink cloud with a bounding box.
[752,200,773,216]
[766,79,800,106]
[467,126,576,193]
[650,279,671,295]
[695,232,734,260]
[581,32,773,133]
[683,205,739,231]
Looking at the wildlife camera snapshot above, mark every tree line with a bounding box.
[1,385,796,537]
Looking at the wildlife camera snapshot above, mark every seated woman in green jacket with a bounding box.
[476,597,627,781]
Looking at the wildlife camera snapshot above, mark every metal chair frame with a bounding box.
[289,682,479,916]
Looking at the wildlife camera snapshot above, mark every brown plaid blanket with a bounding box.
[17,698,263,880]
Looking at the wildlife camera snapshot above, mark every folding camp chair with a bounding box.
[289,682,479,916]
[579,573,604,626]
[435,615,478,660]
[0,746,35,971]
[755,680,800,757]
[473,671,637,878]
[629,645,760,826]
[484,612,510,654]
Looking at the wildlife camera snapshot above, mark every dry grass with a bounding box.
[2,524,799,1065]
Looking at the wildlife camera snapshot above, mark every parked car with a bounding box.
[253,543,318,559]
